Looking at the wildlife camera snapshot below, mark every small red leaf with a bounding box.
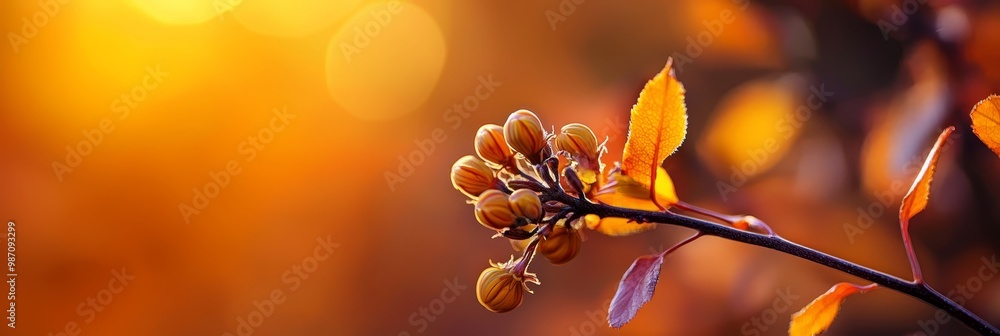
[608,253,665,328]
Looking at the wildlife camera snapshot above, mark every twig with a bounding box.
[545,186,1000,336]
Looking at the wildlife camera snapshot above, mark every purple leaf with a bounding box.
[608,253,665,328]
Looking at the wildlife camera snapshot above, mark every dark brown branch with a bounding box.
[544,188,1000,336]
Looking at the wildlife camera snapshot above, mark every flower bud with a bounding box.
[503,109,547,164]
[475,124,513,166]
[476,265,523,313]
[451,156,497,198]
[474,190,517,230]
[554,123,599,162]
[538,225,583,265]
[508,189,542,221]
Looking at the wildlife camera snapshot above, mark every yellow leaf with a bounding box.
[900,127,954,223]
[586,216,656,237]
[608,167,679,206]
[971,94,1000,157]
[588,167,678,236]
[620,59,687,208]
[697,76,803,179]
[789,283,876,336]
[588,195,658,236]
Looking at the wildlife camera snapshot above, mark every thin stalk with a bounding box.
[901,219,925,284]
[660,232,702,257]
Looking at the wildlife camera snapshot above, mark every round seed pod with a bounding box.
[476,266,523,313]
[450,155,496,198]
[508,189,542,222]
[474,190,517,230]
[475,124,513,166]
[503,109,547,164]
[538,225,583,265]
[554,123,599,162]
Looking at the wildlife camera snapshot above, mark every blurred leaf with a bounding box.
[608,253,665,328]
[900,127,954,223]
[965,8,1000,87]
[860,42,949,194]
[971,95,1000,157]
[680,0,785,69]
[789,282,876,336]
[697,76,804,179]
[619,59,687,208]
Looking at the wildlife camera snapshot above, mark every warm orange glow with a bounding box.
[131,0,219,25]
[3,1,999,335]
[697,76,804,179]
[232,0,363,37]
[326,1,446,121]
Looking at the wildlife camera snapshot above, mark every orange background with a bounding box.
[1,0,999,335]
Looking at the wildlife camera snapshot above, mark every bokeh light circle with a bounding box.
[326,1,447,121]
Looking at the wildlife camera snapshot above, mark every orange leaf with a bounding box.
[620,59,687,208]
[789,283,876,336]
[899,127,954,223]
[971,94,1000,157]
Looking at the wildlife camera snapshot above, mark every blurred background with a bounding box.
[1,0,999,335]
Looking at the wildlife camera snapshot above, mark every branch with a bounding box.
[545,189,1000,336]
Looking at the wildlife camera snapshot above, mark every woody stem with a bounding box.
[540,187,999,336]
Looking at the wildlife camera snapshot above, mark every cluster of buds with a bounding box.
[450,109,605,313]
